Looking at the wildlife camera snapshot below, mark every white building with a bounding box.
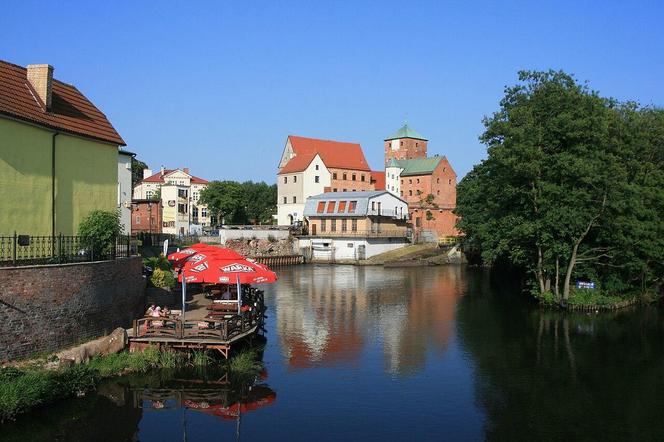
[117,150,134,234]
[133,167,211,235]
[300,190,410,261]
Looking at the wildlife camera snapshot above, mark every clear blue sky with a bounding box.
[3,1,663,183]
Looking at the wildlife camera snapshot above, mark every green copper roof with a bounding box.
[386,158,401,167]
[385,123,427,141]
[388,157,443,176]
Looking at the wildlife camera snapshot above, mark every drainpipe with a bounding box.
[51,132,59,237]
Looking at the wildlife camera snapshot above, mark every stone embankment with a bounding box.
[223,238,295,257]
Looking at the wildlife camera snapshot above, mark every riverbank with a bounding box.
[534,289,643,311]
[0,346,263,422]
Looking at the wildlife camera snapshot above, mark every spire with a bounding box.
[385,122,427,141]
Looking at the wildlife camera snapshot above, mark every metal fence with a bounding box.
[0,234,137,267]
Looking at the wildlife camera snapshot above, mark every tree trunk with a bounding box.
[554,257,560,299]
[536,245,546,294]
[563,242,580,301]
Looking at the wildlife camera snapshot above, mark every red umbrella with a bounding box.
[168,244,243,269]
[179,256,277,285]
[191,385,276,420]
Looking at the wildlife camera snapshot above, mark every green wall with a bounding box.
[0,117,118,236]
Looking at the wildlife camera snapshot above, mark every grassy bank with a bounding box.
[535,288,637,310]
[0,346,263,422]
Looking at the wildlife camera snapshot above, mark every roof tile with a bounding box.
[279,135,371,173]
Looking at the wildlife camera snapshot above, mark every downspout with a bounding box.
[51,132,59,237]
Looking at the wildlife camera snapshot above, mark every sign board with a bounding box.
[576,281,596,290]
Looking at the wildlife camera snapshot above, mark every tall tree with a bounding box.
[131,158,148,187]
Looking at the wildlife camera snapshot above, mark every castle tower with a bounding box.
[384,123,428,166]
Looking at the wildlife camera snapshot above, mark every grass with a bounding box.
[534,288,632,308]
[0,345,264,422]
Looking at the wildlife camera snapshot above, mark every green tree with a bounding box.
[131,158,148,187]
[78,210,122,257]
[456,70,664,303]
[200,181,244,225]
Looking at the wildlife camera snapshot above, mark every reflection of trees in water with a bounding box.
[272,265,467,375]
[456,273,664,440]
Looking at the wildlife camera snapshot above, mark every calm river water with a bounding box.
[3,265,664,441]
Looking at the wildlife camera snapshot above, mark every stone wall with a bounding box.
[0,257,145,361]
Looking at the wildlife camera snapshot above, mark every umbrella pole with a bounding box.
[182,270,186,323]
[236,275,241,315]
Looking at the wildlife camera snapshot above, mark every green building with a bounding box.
[0,60,125,236]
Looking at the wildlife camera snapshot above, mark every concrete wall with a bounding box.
[299,237,409,261]
[118,153,132,234]
[220,229,290,244]
[0,117,118,235]
[0,257,145,361]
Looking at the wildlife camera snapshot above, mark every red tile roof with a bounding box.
[0,60,125,145]
[370,170,385,190]
[279,135,371,174]
[141,169,209,184]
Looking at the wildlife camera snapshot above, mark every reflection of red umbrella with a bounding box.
[179,257,278,285]
[194,385,276,420]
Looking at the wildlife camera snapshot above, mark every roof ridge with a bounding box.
[289,134,361,145]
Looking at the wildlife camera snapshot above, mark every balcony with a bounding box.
[308,229,409,238]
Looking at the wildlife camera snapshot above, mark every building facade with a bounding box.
[117,150,134,234]
[0,61,125,236]
[301,191,410,261]
[133,167,210,235]
[131,199,163,234]
[277,136,374,225]
[384,124,458,240]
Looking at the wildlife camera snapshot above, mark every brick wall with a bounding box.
[0,257,145,361]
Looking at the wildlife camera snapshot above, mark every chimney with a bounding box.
[160,166,165,176]
[183,167,189,174]
[27,64,54,110]
[143,169,153,179]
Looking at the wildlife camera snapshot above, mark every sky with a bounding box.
[2,1,663,183]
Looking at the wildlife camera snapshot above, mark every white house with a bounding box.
[117,150,134,234]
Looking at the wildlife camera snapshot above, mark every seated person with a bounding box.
[145,304,156,317]
[221,285,233,300]
[161,306,170,317]
[150,306,163,327]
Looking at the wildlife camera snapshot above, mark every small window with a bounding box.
[437,190,440,195]
[333,173,338,179]
[341,219,347,231]
[409,179,412,184]
[321,220,327,232]
[338,201,347,212]
[284,177,287,184]
[315,176,320,183]
[327,201,336,213]
[343,173,347,180]
[416,178,420,184]
[330,219,337,232]
[343,188,347,192]
[400,179,403,185]
[348,201,357,213]
[317,201,326,213]
[400,141,403,146]
[400,191,403,196]
[283,197,287,204]
[361,175,365,182]
[437,178,440,184]
[371,201,375,211]
[135,216,141,224]
[449,179,452,185]
[294,176,297,183]
[293,196,297,203]
[316,164,319,170]
[333,188,338,192]
[409,190,413,196]
[352,174,356,181]
[352,219,358,231]
[347,243,353,248]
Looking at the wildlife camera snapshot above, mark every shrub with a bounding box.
[150,268,175,288]
[78,210,122,257]
[143,254,172,271]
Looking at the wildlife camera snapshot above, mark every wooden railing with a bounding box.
[132,311,263,342]
[253,255,304,266]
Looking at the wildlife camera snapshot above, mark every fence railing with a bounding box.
[308,229,409,238]
[0,234,137,267]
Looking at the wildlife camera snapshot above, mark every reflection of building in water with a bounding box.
[273,266,466,374]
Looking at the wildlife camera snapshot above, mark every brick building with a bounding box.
[384,124,458,240]
[131,199,163,234]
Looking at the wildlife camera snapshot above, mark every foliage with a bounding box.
[149,268,175,288]
[227,346,264,374]
[131,157,148,187]
[78,210,122,256]
[200,180,277,225]
[456,70,664,303]
[192,350,212,367]
[143,254,172,271]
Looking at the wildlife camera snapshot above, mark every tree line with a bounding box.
[200,180,277,225]
[456,70,664,305]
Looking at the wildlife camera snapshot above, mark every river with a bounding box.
[2,265,664,441]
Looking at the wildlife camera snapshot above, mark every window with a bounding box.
[202,208,207,217]
[135,216,141,224]
[352,219,357,231]
[327,201,336,213]
[284,176,287,184]
[321,219,327,232]
[315,176,320,183]
[178,203,187,214]
[343,189,347,192]
[338,201,347,212]
[317,201,326,213]
[371,201,375,211]
[294,176,297,183]
[331,219,336,232]
[146,191,153,199]
[400,190,403,196]
[283,197,287,204]
[341,219,347,231]
[437,178,440,184]
[400,141,403,146]
[416,142,419,147]
[352,189,356,192]
[437,190,440,195]
[416,179,420,184]
[293,196,297,203]
[409,179,412,184]
[315,164,319,170]
[333,188,338,192]
[416,217,421,227]
[333,172,338,179]
[192,206,199,217]
[352,174,356,181]
[409,190,413,196]
[361,174,365,182]
[178,189,188,198]
[400,179,403,185]
[343,173,347,180]
[449,179,452,185]
[349,201,357,213]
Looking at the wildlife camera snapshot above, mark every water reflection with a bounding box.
[270,265,466,375]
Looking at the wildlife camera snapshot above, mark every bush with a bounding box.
[150,268,175,288]
[78,210,122,257]
[143,254,172,271]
